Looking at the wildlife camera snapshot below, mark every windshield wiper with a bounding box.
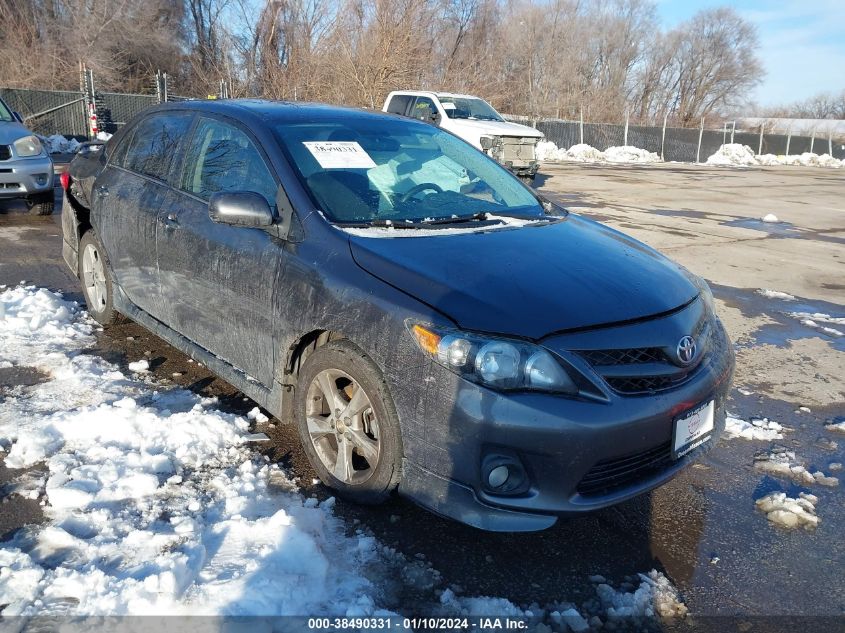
[417,212,491,226]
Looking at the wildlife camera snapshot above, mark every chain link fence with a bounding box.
[0,88,88,137]
[507,115,845,162]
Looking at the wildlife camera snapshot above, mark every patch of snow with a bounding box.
[127,359,150,373]
[37,134,81,155]
[757,288,795,300]
[96,132,113,141]
[826,421,845,434]
[789,312,845,337]
[247,406,269,424]
[760,213,779,223]
[0,285,389,617]
[724,416,784,441]
[603,145,661,163]
[755,492,819,529]
[754,448,838,486]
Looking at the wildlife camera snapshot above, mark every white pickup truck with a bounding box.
[383,91,543,182]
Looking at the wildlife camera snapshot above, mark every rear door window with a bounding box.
[385,95,412,116]
[122,112,193,182]
[180,117,278,208]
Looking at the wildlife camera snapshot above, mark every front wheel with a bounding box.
[78,231,122,325]
[294,339,403,504]
[27,193,54,215]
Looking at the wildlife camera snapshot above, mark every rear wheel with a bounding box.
[294,340,403,504]
[78,231,122,325]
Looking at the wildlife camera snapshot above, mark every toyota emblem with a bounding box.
[676,335,697,365]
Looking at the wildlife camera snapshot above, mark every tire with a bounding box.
[294,339,403,504]
[518,174,535,186]
[27,194,54,216]
[78,231,123,325]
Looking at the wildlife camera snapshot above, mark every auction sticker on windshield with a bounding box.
[304,141,376,169]
[672,400,714,459]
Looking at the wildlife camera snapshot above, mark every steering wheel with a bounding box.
[399,182,444,203]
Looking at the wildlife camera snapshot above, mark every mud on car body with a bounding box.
[61,100,734,532]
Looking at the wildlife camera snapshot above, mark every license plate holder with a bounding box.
[672,400,715,459]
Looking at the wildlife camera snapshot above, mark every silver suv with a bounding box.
[0,96,54,215]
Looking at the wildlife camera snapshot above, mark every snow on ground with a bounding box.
[789,312,845,337]
[826,421,845,434]
[706,144,842,168]
[755,492,819,529]
[536,141,660,164]
[760,213,779,223]
[724,415,784,441]
[0,284,690,625]
[753,448,839,486]
[756,289,795,300]
[37,134,82,155]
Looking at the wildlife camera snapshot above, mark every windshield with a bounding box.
[0,100,14,122]
[437,96,503,122]
[274,117,542,225]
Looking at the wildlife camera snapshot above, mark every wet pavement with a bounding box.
[1,166,844,620]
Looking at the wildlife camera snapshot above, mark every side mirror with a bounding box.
[13,112,23,123]
[209,191,274,227]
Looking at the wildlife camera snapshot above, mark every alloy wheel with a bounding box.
[81,243,107,313]
[305,368,381,484]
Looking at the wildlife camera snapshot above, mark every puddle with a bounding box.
[650,209,712,220]
[721,217,802,237]
[712,284,845,352]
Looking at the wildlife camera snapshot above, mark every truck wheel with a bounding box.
[295,339,403,505]
[27,194,54,216]
[518,174,535,186]
[78,231,123,325]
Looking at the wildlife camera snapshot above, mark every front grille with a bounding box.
[575,317,720,396]
[0,145,11,161]
[0,182,21,190]
[577,441,673,496]
[500,137,537,162]
[580,347,665,366]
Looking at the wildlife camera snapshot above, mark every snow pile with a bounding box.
[724,416,784,441]
[757,152,842,168]
[706,144,843,168]
[754,449,839,486]
[760,213,779,223]
[536,141,660,164]
[594,571,687,619]
[0,285,387,617]
[603,145,661,163]
[757,288,795,300]
[706,144,758,166]
[826,420,845,434]
[755,492,819,529]
[37,134,82,155]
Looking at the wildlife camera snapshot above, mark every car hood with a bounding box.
[446,118,543,139]
[348,216,698,340]
[0,121,33,144]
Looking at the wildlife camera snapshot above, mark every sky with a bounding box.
[656,0,845,107]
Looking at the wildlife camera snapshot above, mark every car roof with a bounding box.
[152,99,396,125]
[388,90,483,100]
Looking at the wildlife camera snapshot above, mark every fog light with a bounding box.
[35,174,48,186]
[488,465,509,488]
[481,452,529,495]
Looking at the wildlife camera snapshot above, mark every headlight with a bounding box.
[14,135,43,157]
[408,322,578,394]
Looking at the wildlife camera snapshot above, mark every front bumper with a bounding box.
[394,315,735,531]
[0,154,54,199]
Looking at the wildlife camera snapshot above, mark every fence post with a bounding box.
[660,113,667,160]
[579,105,584,145]
[785,127,791,156]
[731,120,736,144]
[810,129,815,154]
[722,122,727,145]
[758,123,764,156]
[623,109,629,146]
[696,117,704,163]
[829,132,833,156]
[80,64,98,139]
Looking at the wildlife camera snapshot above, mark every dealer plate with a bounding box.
[672,400,714,459]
